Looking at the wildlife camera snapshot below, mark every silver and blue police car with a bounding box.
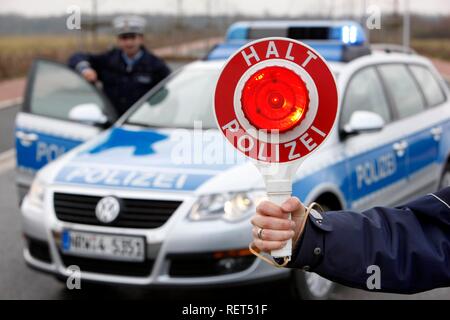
[16,21,450,299]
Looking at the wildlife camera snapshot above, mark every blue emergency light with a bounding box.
[206,20,368,62]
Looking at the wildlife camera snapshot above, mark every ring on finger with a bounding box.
[257,227,264,240]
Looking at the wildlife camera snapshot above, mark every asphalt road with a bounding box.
[0,63,449,300]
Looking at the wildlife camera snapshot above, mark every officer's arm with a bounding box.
[288,187,450,294]
[68,52,107,75]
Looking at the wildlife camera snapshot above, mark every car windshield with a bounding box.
[124,63,340,130]
[125,66,220,129]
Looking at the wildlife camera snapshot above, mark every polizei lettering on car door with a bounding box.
[355,152,397,190]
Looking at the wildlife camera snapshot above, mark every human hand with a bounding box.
[251,197,306,253]
[81,68,98,82]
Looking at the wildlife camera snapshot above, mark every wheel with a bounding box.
[291,270,334,300]
[290,202,335,300]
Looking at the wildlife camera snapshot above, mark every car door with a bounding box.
[407,64,448,193]
[378,63,442,198]
[15,59,117,201]
[341,66,409,210]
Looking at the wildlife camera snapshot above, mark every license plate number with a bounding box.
[61,230,145,262]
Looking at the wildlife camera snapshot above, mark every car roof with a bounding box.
[184,50,431,74]
[228,19,362,28]
[183,59,346,75]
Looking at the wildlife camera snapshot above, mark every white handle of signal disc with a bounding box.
[268,191,292,259]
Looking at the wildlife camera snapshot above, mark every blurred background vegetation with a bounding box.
[0,13,449,81]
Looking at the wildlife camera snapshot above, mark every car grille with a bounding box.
[53,193,182,229]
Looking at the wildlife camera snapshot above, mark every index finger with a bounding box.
[256,201,290,219]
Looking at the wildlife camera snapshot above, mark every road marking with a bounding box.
[0,149,16,175]
[0,98,22,110]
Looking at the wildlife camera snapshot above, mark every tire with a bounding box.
[290,202,335,300]
[291,270,335,300]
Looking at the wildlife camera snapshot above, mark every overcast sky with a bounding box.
[1,0,449,17]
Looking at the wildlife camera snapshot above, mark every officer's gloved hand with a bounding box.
[81,68,98,83]
[251,197,306,253]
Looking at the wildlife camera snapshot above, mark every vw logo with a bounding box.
[95,196,121,223]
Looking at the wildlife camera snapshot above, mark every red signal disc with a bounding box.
[240,66,309,133]
[214,37,338,163]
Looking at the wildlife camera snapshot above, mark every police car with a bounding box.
[17,21,450,299]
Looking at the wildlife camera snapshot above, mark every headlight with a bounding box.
[189,190,266,222]
[27,178,46,208]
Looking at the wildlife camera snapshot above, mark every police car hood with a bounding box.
[53,126,264,193]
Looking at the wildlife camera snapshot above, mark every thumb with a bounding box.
[280,197,305,218]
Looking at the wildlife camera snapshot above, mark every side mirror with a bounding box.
[343,110,385,135]
[68,103,108,125]
[148,87,169,106]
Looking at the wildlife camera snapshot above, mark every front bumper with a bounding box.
[21,185,289,287]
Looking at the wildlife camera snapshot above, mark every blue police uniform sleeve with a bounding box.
[288,187,450,294]
[68,52,108,74]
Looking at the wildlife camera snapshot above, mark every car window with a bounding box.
[29,60,106,120]
[378,64,425,119]
[126,67,220,129]
[409,65,446,107]
[341,67,391,126]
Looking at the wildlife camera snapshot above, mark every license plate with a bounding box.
[61,230,145,262]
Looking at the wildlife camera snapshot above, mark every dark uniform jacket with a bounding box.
[68,46,171,116]
[289,187,450,294]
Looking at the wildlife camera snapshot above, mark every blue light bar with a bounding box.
[226,22,249,40]
[206,40,247,60]
[225,20,367,45]
[330,23,366,45]
[207,20,368,62]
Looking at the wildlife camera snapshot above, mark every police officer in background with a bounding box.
[251,187,450,294]
[69,15,171,116]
